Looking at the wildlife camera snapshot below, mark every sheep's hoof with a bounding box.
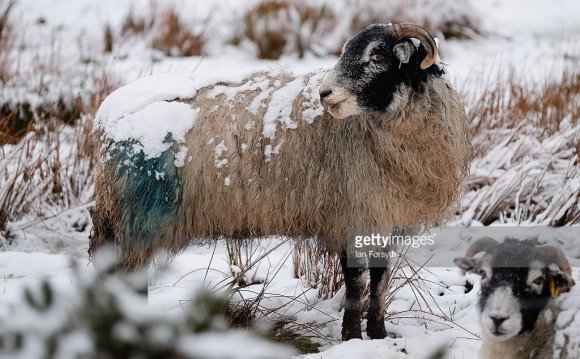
[341,322,363,341]
[366,322,388,340]
[341,330,363,341]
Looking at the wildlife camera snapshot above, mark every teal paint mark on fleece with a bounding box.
[110,139,182,251]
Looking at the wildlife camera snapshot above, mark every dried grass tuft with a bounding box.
[116,3,206,57]
[292,239,343,299]
[151,7,206,57]
[237,0,481,58]
[0,70,117,235]
[0,1,14,45]
[349,0,481,42]
[0,2,118,234]
[241,0,337,59]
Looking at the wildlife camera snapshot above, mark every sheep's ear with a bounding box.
[453,257,478,273]
[393,41,416,64]
[552,272,575,295]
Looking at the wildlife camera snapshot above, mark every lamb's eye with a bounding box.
[369,53,385,63]
[532,277,544,285]
[478,269,487,280]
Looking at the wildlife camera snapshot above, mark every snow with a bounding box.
[95,70,258,162]
[207,76,271,106]
[174,145,189,167]
[264,143,283,162]
[443,0,580,86]
[249,87,274,115]
[262,77,306,140]
[301,71,326,124]
[95,74,198,133]
[304,339,407,359]
[104,101,199,160]
[409,38,421,50]
[214,140,229,168]
[554,287,580,358]
[178,332,296,359]
[1,236,579,358]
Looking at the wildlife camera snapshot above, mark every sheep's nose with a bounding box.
[319,89,332,101]
[490,316,508,328]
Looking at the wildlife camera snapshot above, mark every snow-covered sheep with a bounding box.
[90,23,471,340]
[454,238,576,359]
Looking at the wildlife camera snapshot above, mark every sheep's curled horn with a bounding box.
[464,237,500,258]
[538,246,573,276]
[458,237,499,275]
[459,237,573,276]
[386,23,438,69]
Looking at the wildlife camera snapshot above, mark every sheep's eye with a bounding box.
[532,277,544,285]
[369,53,385,63]
[478,269,487,280]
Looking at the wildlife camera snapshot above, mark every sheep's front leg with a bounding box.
[367,264,390,339]
[340,252,366,341]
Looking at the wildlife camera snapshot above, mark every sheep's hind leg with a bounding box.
[340,251,366,341]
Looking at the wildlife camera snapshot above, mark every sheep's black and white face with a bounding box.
[454,240,575,342]
[319,24,442,119]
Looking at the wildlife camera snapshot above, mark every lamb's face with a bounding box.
[319,24,437,119]
[454,241,575,342]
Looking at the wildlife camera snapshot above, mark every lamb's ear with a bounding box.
[454,257,479,275]
[393,41,416,65]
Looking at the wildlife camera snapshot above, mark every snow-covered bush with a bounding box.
[0,37,114,141]
[0,117,96,236]
[0,0,117,148]
[238,0,337,59]
[236,0,481,59]
[461,68,580,225]
[116,5,206,57]
[0,251,295,359]
[348,0,481,42]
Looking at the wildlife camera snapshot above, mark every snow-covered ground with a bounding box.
[1,0,579,358]
[1,239,579,358]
